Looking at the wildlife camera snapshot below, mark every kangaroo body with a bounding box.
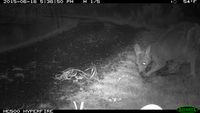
[135,22,200,77]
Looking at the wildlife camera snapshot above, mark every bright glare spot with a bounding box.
[142,62,146,65]
[140,104,163,110]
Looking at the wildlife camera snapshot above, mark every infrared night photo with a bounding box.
[0,4,200,110]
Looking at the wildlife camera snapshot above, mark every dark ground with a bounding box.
[0,21,143,109]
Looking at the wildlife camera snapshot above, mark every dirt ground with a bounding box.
[0,20,200,110]
[59,44,200,109]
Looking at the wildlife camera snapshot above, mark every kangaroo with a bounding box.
[134,23,200,77]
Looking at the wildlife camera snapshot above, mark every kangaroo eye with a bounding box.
[142,62,146,65]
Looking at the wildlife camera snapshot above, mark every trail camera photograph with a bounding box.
[0,4,200,110]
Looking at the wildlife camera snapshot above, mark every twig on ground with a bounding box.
[54,65,97,82]
[73,101,84,110]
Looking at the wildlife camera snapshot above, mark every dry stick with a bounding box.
[54,66,97,81]
[80,102,84,110]
[73,101,85,110]
[73,101,78,110]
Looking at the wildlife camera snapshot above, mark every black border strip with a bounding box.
[1,109,200,113]
[0,109,181,113]
[0,0,189,4]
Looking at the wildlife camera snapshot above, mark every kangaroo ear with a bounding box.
[134,44,142,56]
[146,45,151,56]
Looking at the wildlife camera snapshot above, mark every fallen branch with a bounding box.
[54,65,97,82]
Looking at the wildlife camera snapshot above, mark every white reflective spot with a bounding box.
[142,62,146,65]
[140,104,163,110]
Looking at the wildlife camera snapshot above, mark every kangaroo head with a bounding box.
[134,44,152,73]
